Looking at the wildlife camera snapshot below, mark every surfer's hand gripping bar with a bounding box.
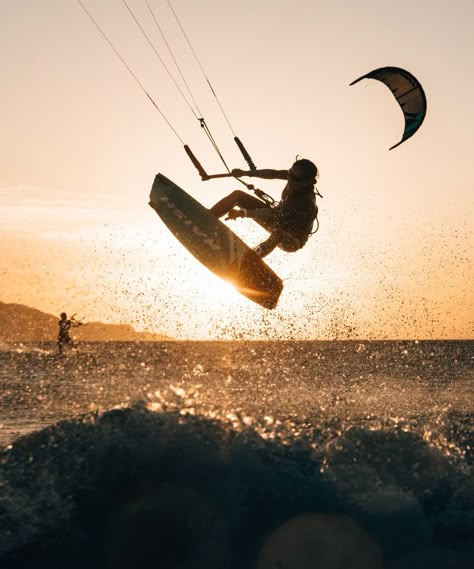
[183,144,274,203]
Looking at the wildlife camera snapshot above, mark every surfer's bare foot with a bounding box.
[226,208,246,220]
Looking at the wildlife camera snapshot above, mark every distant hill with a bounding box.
[0,302,173,342]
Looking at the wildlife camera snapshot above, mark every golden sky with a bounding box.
[1,0,473,339]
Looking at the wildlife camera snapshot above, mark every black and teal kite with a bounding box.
[350,66,427,150]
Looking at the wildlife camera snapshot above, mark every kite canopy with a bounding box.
[350,66,427,150]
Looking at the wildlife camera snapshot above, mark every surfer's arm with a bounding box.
[231,168,288,180]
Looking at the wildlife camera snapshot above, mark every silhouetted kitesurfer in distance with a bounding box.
[57,312,82,354]
[209,158,322,258]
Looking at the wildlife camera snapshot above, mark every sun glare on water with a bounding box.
[191,266,244,310]
[92,223,287,338]
[161,262,254,338]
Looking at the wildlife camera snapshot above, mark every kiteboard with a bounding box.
[149,174,283,309]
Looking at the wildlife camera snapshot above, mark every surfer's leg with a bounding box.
[210,191,266,218]
[245,207,279,233]
[253,231,284,258]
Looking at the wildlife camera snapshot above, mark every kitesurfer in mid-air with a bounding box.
[57,312,82,354]
[209,158,321,258]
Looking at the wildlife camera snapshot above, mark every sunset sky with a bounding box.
[1,0,473,340]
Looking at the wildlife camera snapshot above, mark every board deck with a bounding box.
[149,174,283,309]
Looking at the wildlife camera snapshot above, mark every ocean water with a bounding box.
[0,340,472,568]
